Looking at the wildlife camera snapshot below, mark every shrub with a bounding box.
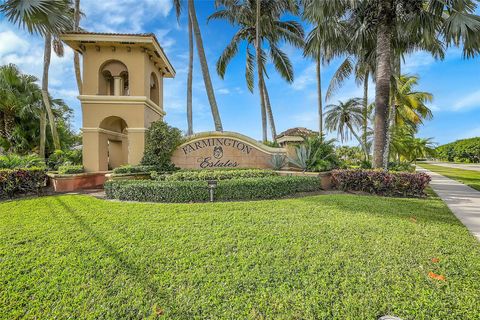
[436,137,480,163]
[105,176,321,203]
[0,167,47,198]
[269,154,287,170]
[47,149,82,170]
[388,162,415,172]
[288,135,340,172]
[141,121,184,170]
[156,168,278,181]
[112,164,160,175]
[331,169,431,197]
[0,154,45,169]
[58,164,84,175]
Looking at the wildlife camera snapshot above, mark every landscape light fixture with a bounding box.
[207,180,217,202]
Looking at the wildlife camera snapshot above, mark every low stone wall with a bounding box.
[48,172,107,192]
[276,170,332,190]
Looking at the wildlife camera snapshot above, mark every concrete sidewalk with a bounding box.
[417,166,480,241]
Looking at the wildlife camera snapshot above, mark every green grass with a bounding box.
[1,194,479,319]
[418,163,480,191]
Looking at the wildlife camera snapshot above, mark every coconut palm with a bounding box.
[210,0,304,142]
[73,0,82,94]
[172,0,194,135]
[188,0,223,132]
[325,98,369,158]
[304,0,480,168]
[302,0,344,140]
[391,128,436,163]
[392,75,433,131]
[0,0,74,158]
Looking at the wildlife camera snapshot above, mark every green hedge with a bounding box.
[58,164,84,174]
[0,167,47,198]
[155,168,278,181]
[112,165,161,174]
[436,137,480,163]
[105,176,321,203]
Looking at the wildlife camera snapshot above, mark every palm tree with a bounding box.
[302,1,344,140]
[172,0,194,135]
[73,0,82,94]
[210,0,304,142]
[1,0,73,158]
[188,0,223,131]
[325,98,369,158]
[391,128,436,163]
[304,0,480,168]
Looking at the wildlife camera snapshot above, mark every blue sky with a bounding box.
[0,0,479,145]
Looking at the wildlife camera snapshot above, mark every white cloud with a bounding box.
[292,63,316,90]
[453,90,480,111]
[217,88,230,95]
[0,30,29,55]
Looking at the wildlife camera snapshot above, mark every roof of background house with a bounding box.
[276,127,318,139]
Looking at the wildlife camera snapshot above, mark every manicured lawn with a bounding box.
[419,163,480,191]
[1,194,479,319]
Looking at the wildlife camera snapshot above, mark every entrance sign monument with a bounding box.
[172,132,287,169]
[62,32,288,174]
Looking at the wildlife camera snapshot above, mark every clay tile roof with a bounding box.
[64,31,155,37]
[276,127,318,139]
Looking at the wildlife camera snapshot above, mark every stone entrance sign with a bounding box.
[171,132,286,169]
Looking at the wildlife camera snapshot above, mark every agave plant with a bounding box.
[288,135,340,172]
[288,145,310,171]
[269,154,287,170]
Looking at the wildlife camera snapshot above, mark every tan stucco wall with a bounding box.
[171,131,287,170]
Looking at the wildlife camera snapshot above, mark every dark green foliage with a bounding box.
[1,194,480,318]
[336,146,364,166]
[105,176,321,202]
[388,161,415,172]
[331,169,431,197]
[289,135,340,172]
[0,154,44,169]
[112,165,161,175]
[141,121,183,170]
[436,137,480,163]
[156,168,278,181]
[0,167,46,198]
[47,149,82,170]
[57,164,83,175]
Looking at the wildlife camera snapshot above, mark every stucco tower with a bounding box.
[61,32,175,172]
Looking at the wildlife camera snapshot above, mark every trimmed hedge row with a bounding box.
[331,169,430,197]
[436,137,480,163]
[105,176,321,203]
[112,165,160,174]
[155,168,278,181]
[0,167,47,198]
[58,164,84,174]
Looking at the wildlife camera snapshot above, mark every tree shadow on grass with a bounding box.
[53,197,165,313]
[293,194,468,229]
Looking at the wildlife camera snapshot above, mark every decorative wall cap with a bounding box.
[180,131,287,155]
[60,32,175,77]
[78,95,166,116]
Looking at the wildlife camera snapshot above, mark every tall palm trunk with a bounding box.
[187,10,194,136]
[3,111,15,141]
[316,54,323,140]
[73,0,82,94]
[262,80,276,141]
[0,111,5,140]
[188,0,223,131]
[39,110,47,159]
[383,54,401,168]
[362,71,369,159]
[42,33,61,151]
[373,0,393,169]
[256,0,267,143]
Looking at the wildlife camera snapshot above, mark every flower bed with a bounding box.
[331,169,431,197]
[0,167,47,198]
[105,176,321,203]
